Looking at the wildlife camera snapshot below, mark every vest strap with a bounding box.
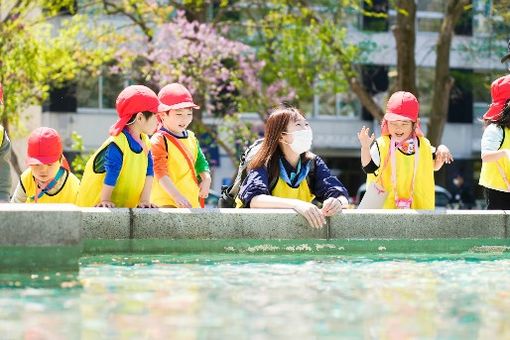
[31,167,65,203]
[159,130,204,208]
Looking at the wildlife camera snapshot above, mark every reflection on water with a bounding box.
[1,255,510,339]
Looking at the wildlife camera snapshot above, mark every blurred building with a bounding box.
[42,0,506,201]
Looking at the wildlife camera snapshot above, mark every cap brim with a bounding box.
[483,102,505,121]
[501,53,510,64]
[384,112,414,121]
[109,115,132,136]
[166,102,200,110]
[26,155,60,166]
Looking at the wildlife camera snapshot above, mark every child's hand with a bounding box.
[137,201,157,208]
[96,200,115,208]
[436,145,454,164]
[357,126,375,149]
[199,178,211,199]
[174,194,192,208]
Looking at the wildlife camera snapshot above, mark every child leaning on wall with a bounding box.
[0,84,12,202]
[150,83,211,208]
[11,127,80,203]
[357,91,453,210]
[76,85,172,208]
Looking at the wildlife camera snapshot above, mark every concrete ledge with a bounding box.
[2,206,510,245]
[330,210,509,239]
[0,204,82,246]
[132,208,328,239]
[81,208,131,240]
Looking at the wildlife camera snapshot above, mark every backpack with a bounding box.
[218,138,316,208]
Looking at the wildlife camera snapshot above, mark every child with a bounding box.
[150,83,211,208]
[0,83,12,202]
[76,85,171,208]
[479,75,510,209]
[11,127,80,203]
[236,106,349,229]
[357,91,453,210]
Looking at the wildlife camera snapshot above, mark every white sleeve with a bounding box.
[370,143,380,167]
[10,181,27,203]
[481,124,504,153]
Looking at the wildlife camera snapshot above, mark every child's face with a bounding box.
[30,161,60,183]
[161,109,193,134]
[387,120,414,142]
[139,114,158,135]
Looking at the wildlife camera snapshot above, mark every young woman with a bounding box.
[236,106,349,229]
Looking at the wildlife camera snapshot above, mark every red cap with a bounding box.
[26,127,63,165]
[158,83,200,110]
[110,85,173,136]
[483,75,510,121]
[384,91,420,121]
[381,91,424,137]
[0,83,3,104]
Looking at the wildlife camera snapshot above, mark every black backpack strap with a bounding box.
[218,138,265,208]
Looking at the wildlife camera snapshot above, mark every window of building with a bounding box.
[77,71,127,110]
[448,69,474,123]
[313,90,361,118]
[44,82,78,113]
[361,0,389,32]
[416,67,435,118]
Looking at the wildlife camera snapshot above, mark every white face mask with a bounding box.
[282,129,313,154]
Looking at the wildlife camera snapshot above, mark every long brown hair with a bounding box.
[249,106,313,182]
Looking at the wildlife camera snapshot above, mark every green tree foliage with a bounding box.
[0,0,124,173]
[0,1,120,129]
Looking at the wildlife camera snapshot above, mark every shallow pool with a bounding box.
[1,253,510,339]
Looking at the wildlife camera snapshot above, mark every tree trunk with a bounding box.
[392,0,417,95]
[349,76,385,120]
[428,0,468,146]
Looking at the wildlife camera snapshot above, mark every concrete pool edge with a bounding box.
[85,208,510,241]
[1,205,510,245]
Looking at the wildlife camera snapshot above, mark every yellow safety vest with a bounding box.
[150,130,200,207]
[479,126,510,192]
[235,167,315,208]
[76,132,150,207]
[0,125,4,146]
[271,177,315,202]
[367,136,435,210]
[21,167,80,204]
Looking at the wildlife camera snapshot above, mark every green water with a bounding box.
[1,253,510,339]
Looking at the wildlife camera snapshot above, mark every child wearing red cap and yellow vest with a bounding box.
[11,127,80,203]
[479,75,510,209]
[357,91,453,210]
[76,85,172,208]
[150,83,211,208]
